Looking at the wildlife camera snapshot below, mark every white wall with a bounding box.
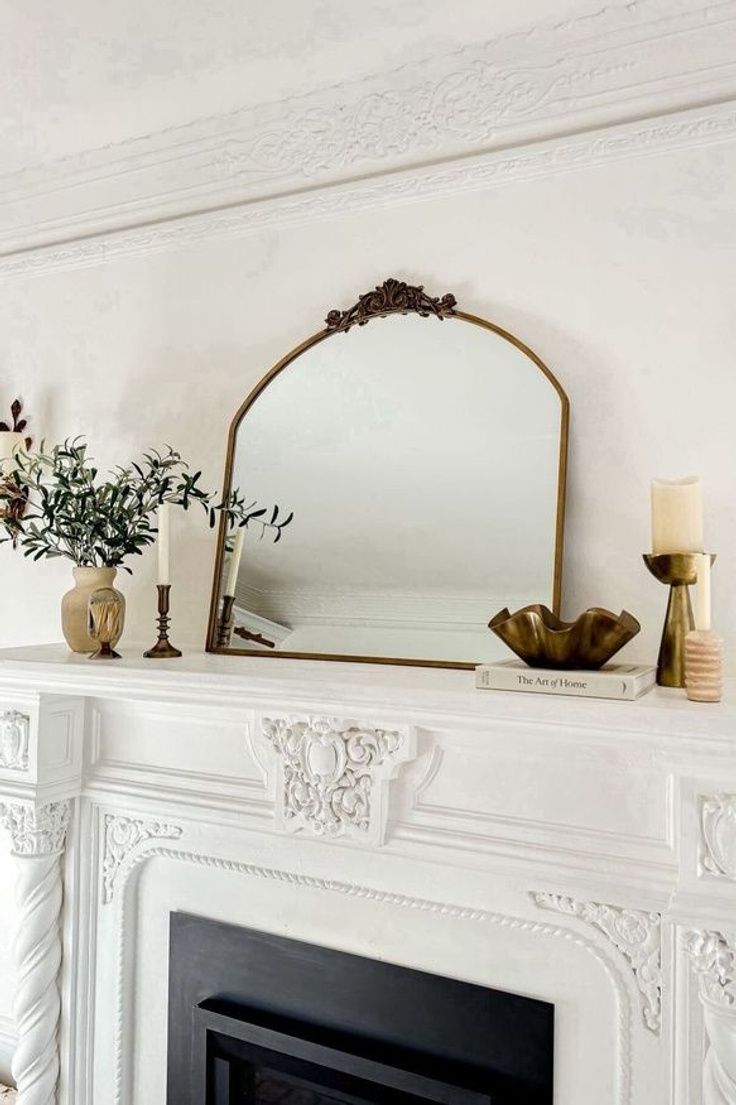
[1,136,736,1068]
[1,0,735,1082]
[1,141,734,658]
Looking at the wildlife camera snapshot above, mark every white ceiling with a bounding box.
[2,0,629,174]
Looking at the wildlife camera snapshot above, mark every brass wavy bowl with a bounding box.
[488,604,640,670]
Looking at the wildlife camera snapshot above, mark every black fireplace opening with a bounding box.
[167,914,554,1105]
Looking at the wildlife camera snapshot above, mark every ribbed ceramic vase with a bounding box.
[61,567,125,653]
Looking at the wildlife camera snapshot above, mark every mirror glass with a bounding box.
[209,300,568,668]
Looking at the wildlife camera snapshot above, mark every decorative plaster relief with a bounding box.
[684,929,736,1104]
[685,929,736,1008]
[700,794,736,880]
[262,716,413,843]
[0,710,29,772]
[102,815,182,904]
[3,99,736,279]
[3,0,736,271]
[0,800,70,856]
[533,892,662,1033]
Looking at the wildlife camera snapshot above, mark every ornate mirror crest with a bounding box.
[325,278,457,333]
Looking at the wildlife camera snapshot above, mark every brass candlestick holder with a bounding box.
[643,553,716,688]
[216,594,235,648]
[143,584,182,659]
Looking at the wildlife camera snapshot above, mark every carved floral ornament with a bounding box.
[700,793,736,880]
[262,715,413,843]
[0,800,70,856]
[0,709,30,771]
[533,892,662,1033]
[684,929,736,1007]
[102,814,182,904]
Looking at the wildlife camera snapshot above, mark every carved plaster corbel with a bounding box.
[262,715,415,844]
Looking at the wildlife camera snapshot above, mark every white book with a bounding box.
[475,660,656,701]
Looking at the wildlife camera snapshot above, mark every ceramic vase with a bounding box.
[61,567,125,653]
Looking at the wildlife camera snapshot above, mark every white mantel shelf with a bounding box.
[0,643,734,742]
[0,643,735,1105]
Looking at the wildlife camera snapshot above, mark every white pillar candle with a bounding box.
[0,431,24,475]
[651,477,703,554]
[224,528,244,597]
[157,504,171,586]
[694,553,711,632]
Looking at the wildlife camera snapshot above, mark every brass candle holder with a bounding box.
[643,553,716,688]
[216,594,235,648]
[143,584,182,659]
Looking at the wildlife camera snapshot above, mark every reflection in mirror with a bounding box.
[208,283,568,668]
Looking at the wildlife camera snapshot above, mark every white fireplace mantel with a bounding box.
[0,643,734,1105]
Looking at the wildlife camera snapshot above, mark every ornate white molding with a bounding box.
[533,892,662,1033]
[102,814,182,904]
[262,716,413,843]
[0,711,29,772]
[685,929,736,1008]
[112,845,633,1105]
[701,795,736,881]
[684,930,736,1105]
[2,0,736,272]
[0,800,70,857]
[3,99,735,281]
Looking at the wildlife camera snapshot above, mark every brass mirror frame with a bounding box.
[206,278,570,670]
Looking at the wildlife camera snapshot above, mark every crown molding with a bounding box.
[2,100,733,281]
[1,0,736,276]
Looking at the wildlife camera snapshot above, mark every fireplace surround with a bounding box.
[0,645,734,1104]
[167,913,554,1104]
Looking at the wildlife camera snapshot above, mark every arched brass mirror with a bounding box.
[207,278,569,669]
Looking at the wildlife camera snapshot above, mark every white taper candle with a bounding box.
[694,552,711,632]
[157,504,171,586]
[224,528,244,597]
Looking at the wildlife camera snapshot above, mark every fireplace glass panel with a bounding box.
[200,1008,493,1105]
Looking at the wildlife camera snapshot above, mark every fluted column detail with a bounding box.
[0,801,71,1105]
